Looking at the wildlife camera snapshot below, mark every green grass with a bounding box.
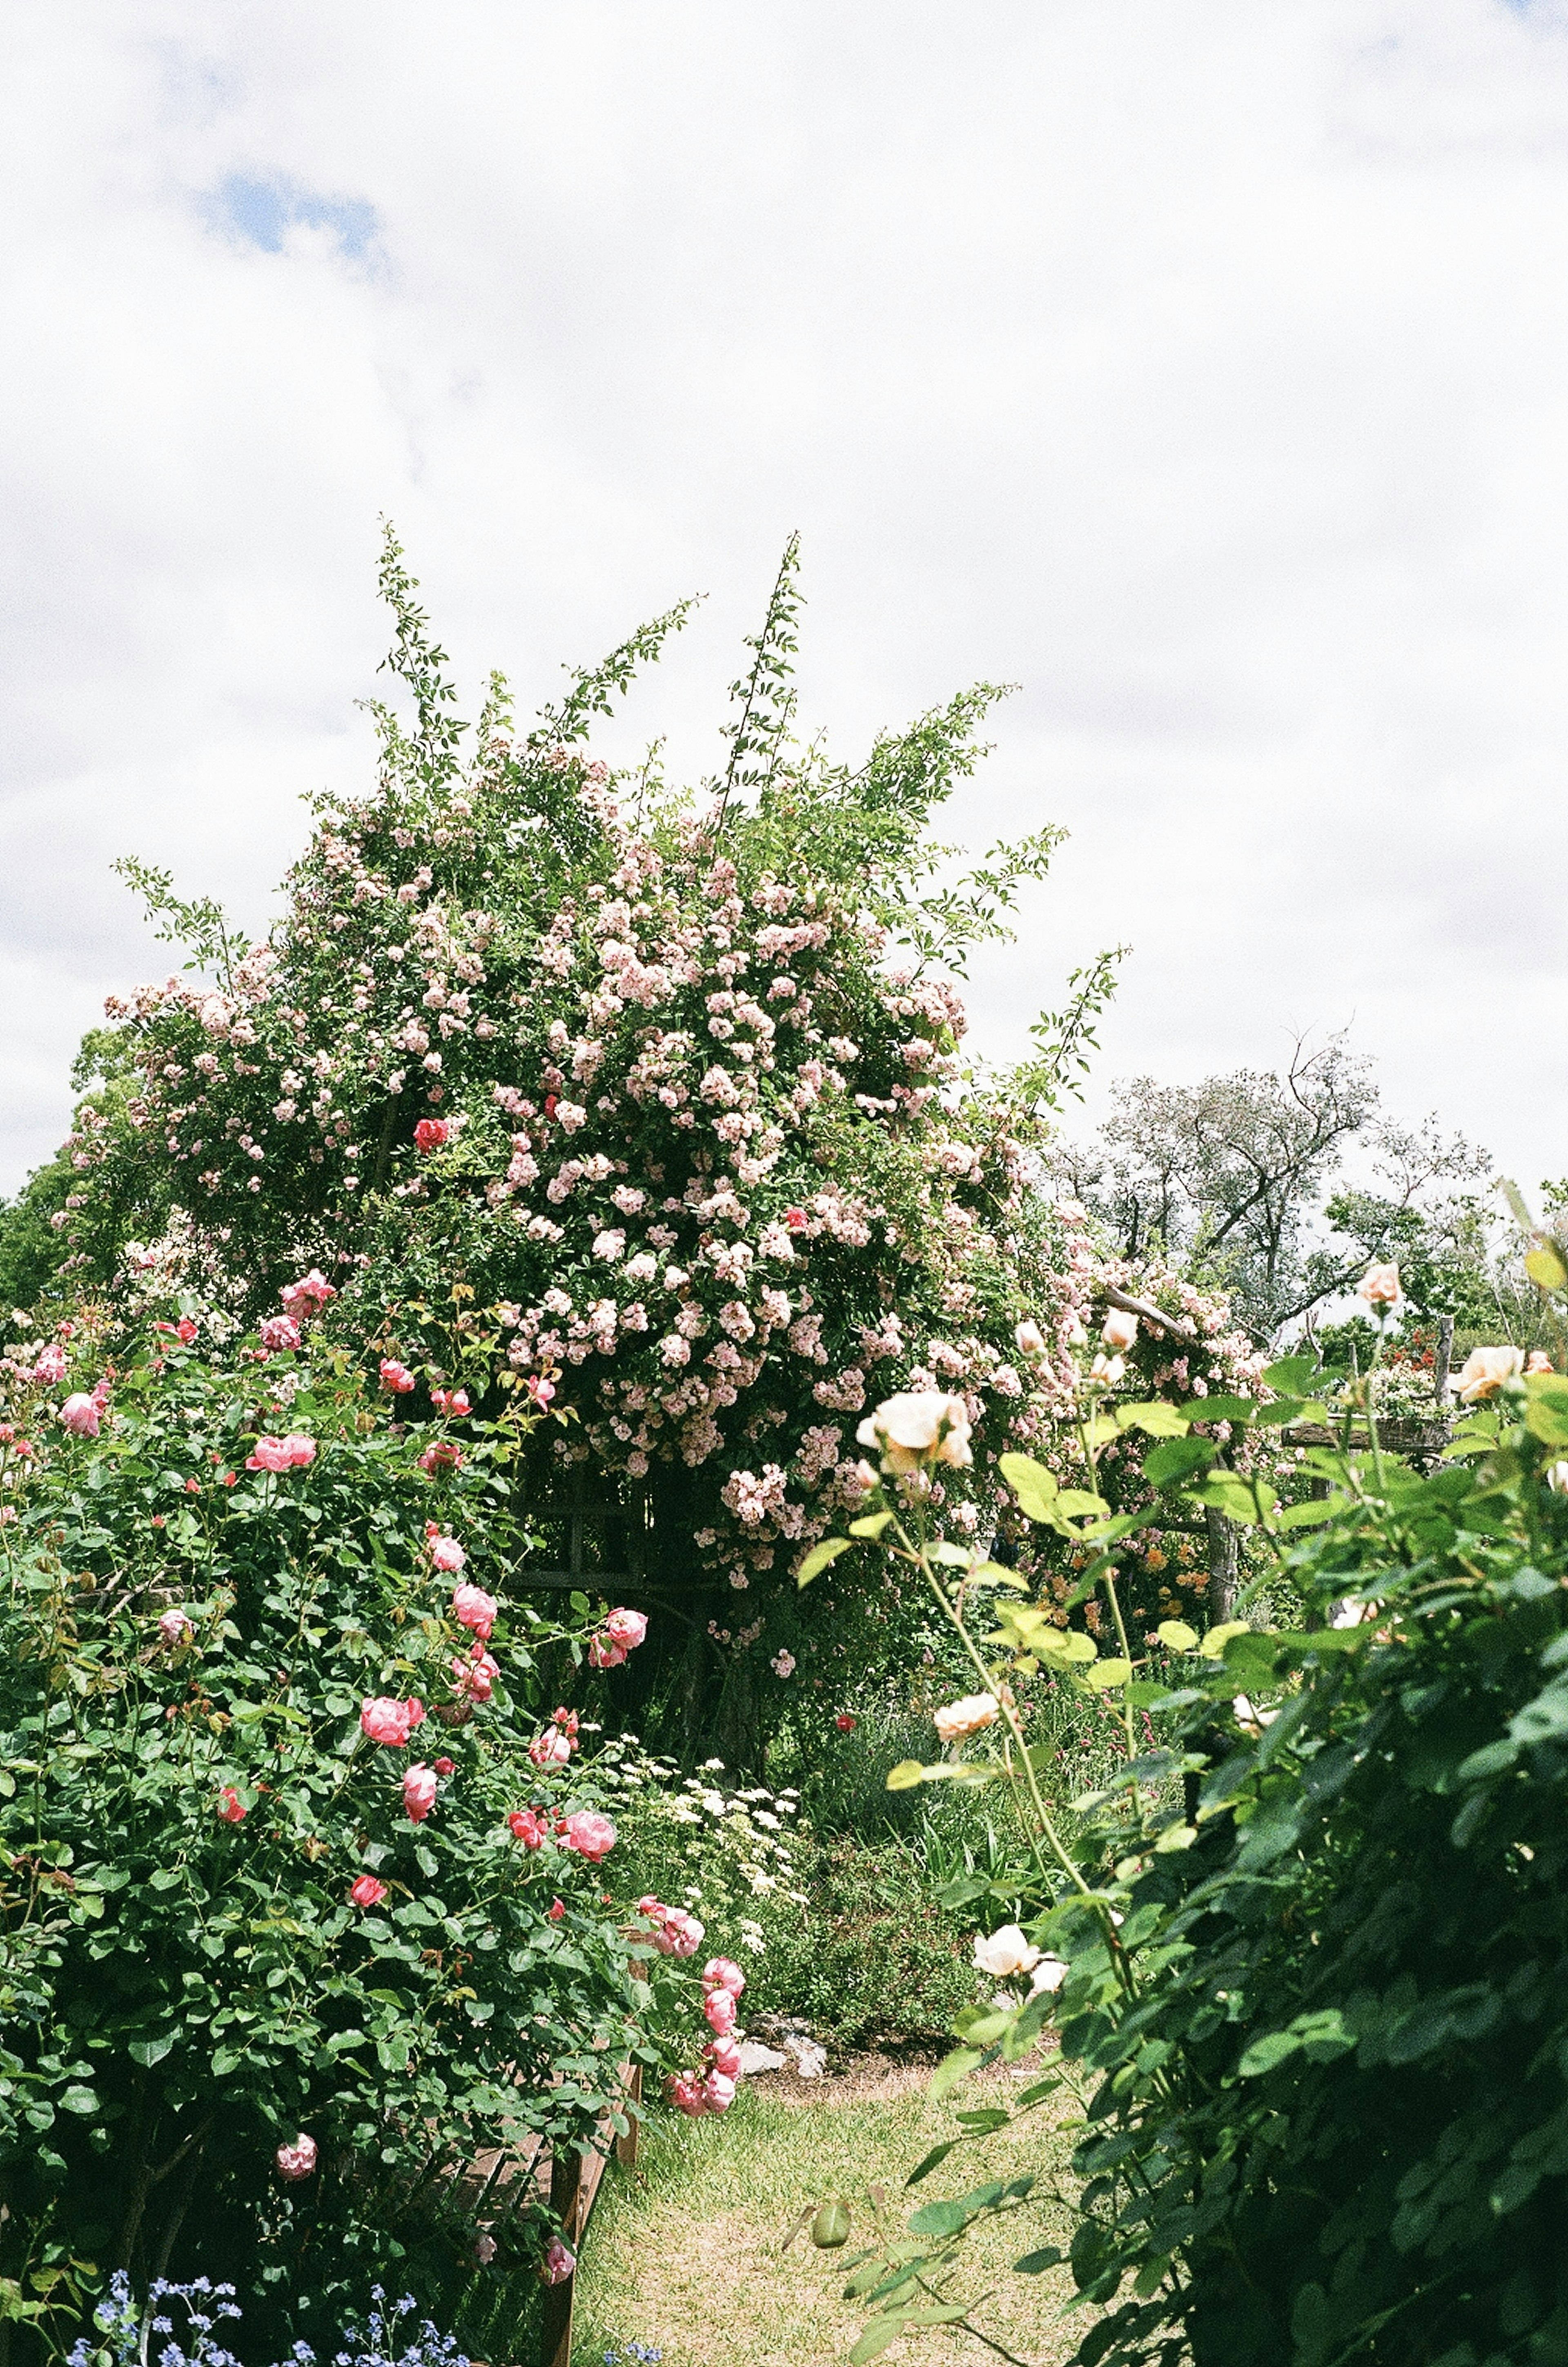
[569,2062,1084,2367]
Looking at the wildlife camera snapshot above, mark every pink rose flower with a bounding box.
[667,2072,709,2119]
[474,2232,497,2266]
[706,2035,743,2079]
[380,1359,416,1393]
[587,1634,628,1669]
[360,1696,427,1747]
[260,1315,301,1354]
[454,1645,499,1703]
[403,1763,439,1822]
[275,2133,317,2182]
[1358,1262,1402,1309]
[1101,1307,1139,1351]
[654,1908,705,1957]
[430,1534,467,1574]
[702,2069,737,2113]
[562,1810,616,1862]
[418,1442,464,1475]
[431,1388,470,1416]
[434,1755,455,1775]
[540,2237,575,2285]
[528,1728,573,1768]
[508,1808,547,1848]
[451,1581,497,1639]
[60,1394,100,1440]
[546,1895,566,1921]
[280,1270,336,1318]
[414,1118,449,1153]
[350,1874,388,1908]
[702,1987,738,2037]
[158,1607,193,1646]
[283,1434,316,1467]
[33,1344,68,1385]
[216,1787,246,1823]
[702,1957,746,1997]
[176,1317,198,1346]
[526,1375,556,1406]
[604,1607,648,1650]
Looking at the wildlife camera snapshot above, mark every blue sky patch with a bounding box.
[205,174,379,262]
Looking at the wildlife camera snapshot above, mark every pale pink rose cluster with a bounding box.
[586,1605,648,1668]
[667,1955,746,2117]
[934,1692,999,1744]
[246,1433,316,1472]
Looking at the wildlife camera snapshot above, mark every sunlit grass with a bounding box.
[570,2062,1085,2367]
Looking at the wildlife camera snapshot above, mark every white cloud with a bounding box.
[2,0,1566,1197]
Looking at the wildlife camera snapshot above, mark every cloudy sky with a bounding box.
[3,1,1567,1201]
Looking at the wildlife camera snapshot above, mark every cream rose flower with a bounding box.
[934,1691,999,1743]
[1029,1953,1069,1996]
[971,1924,1040,1979]
[1100,1308,1138,1351]
[855,1389,972,1473]
[1014,1319,1047,1359]
[1357,1262,1401,1308]
[1456,1345,1525,1401]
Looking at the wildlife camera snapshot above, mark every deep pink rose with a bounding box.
[587,1634,627,1670]
[562,1811,616,1863]
[451,1581,497,1639]
[413,1118,449,1153]
[216,1788,246,1823]
[655,1907,704,1957]
[403,1763,439,1822]
[702,2069,737,2113]
[275,2133,317,2182]
[260,1315,301,1353]
[431,1388,470,1416]
[280,1270,336,1318]
[176,1317,199,1345]
[667,2073,708,2119]
[430,1534,467,1574]
[360,1696,426,1747]
[546,1895,566,1921]
[350,1874,388,1908]
[418,1442,463,1475]
[454,1645,499,1703]
[60,1394,100,1440]
[604,1608,648,1651]
[702,1987,738,2037]
[706,2035,743,2079]
[702,1956,746,1998]
[380,1359,416,1393]
[508,1808,547,1848]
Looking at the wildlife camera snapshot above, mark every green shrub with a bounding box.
[0,1297,646,2356]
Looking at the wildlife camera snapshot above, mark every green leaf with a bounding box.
[906,2140,959,2186]
[127,2035,175,2069]
[929,2046,985,2100]
[1263,1354,1322,1396]
[1083,1658,1132,1689]
[1201,1621,1251,1660]
[811,2197,853,2248]
[849,1512,893,1538]
[885,1761,925,1792]
[1237,2029,1302,2077]
[1180,1394,1262,1425]
[1526,1242,1568,1293]
[851,2317,913,2365]
[1524,1377,1568,1449]
[929,1541,974,1569]
[1155,1619,1199,1651]
[1277,1499,1341,1529]
[1056,1488,1110,1518]
[58,2087,99,2117]
[1013,2246,1064,2274]
[1144,1437,1216,1487]
[798,1538,851,1587]
[998,1454,1058,1522]
[1189,1472,1277,1524]
[1116,1402,1190,1438]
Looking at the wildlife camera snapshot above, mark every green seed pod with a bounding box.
[811,2196,852,2249]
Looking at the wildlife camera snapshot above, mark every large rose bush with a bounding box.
[37,538,1120,1735]
[0,1287,649,2354]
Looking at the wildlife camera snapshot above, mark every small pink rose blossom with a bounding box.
[60,1394,100,1440]
[562,1810,616,1862]
[702,1987,738,2037]
[350,1874,388,1908]
[528,1728,573,1768]
[701,2069,737,2113]
[587,1634,627,1669]
[280,1270,336,1318]
[418,1442,464,1475]
[451,1583,497,1638]
[540,2237,575,2285]
[380,1359,416,1393]
[430,1534,467,1574]
[403,1762,439,1822]
[509,1808,547,1848]
[216,1788,246,1823]
[360,1696,427,1747]
[706,2035,743,2078]
[275,2133,317,2182]
[260,1315,301,1354]
[158,1607,193,1646]
[667,2072,709,2118]
[702,1957,746,1997]
[604,1607,648,1650]
[414,1118,449,1153]
[454,1645,499,1703]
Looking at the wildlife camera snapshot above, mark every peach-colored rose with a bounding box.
[971,1923,1040,1978]
[1526,1350,1555,1375]
[1088,1353,1125,1387]
[1456,1345,1525,1401]
[1100,1308,1138,1352]
[1358,1263,1401,1308]
[934,1691,998,1744]
[855,1390,972,1474]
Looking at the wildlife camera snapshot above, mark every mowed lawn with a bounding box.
[569,2057,1086,2367]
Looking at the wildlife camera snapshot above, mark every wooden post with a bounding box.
[539,2145,582,2367]
[616,2063,642,2169]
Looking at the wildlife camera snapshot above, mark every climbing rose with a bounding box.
[702,1957,746,1997]
[508,1808,547,1848]
[972,1924,1040,1979]
[856,1390,971,1473]
[360,1696,426,1747]
[702,1987,738,2037]
[835,1712,858,1732]
[60,1394,100,1440]
[275,2134,317,2182]
[414,1118,449,1153]
[707,2035,743,2078]
[259,1315,301,1353]
[246,1433,315,1472]
[650,1906,704,1957]
[350,1874,388,1909]
[429,1534,467,1574]
[562,1810,616,1862]
[588,1634,627,1669]
[418,1441,463,1474]
[279,1269,335,1317]
[1358,1262,1402,1308]
[1101,1307,1139,1350]
[604,1607,648,1650]
[529,1728,573,1768]
[454,1645,499,1702]
[668,2073,708,2119]
[431,1387,470,1416]
[450,1581,497,1639]
[158,1607,193,1646]
[934,1691,999,1743]
[403,1763,439,1822]
[216,1788,245,1823]
[546,1896,566,1921]
[1457,1345,1525,1401]
[380,1359,416,1393]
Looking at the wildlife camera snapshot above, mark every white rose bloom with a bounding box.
[934,1692,999,1743]
[854,1389,972,1473]
[971,1924,1040,1979]
[1029,1953,1069,1996]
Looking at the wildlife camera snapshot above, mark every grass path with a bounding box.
[569,2057,1084,2367]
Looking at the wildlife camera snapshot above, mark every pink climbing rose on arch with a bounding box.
[360,1696,426,1747]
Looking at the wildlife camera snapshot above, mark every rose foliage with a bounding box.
[0,1300,649,2354]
